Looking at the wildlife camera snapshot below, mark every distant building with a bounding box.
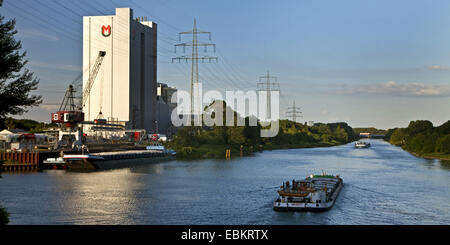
[0,129,47,151]
[157,83,177,111]
[83,8,157,132]
[156,83,177,136]
[359,132,385,139]
[0,129,25,135]
[0,129,25,147]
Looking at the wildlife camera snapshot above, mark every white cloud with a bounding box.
[39,104,60,111]
[334,81,450,97]
[16,29,59,41]
[321,110,330,115]
[28,61,81,72]
[427,65,450,71]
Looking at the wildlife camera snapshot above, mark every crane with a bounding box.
[51,51,106,128]
[81,51,106,109]
[50,51,121,150]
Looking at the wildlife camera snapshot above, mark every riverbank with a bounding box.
[383,120,450,162]
[171,140,349,160]
[410,151,450,161]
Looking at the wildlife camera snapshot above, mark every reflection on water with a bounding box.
[438,160,450,170]
[54,170,145,224]
[0,139,449,224]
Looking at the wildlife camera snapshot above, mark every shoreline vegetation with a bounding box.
[167,102,358,160]
[384,120,450,161]
[410,151,450,161]
[167,122,357,160]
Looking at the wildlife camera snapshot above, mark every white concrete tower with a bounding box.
[82,8,157,132]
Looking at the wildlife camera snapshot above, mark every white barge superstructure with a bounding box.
[273,173,343,211]
[355,141,371,148]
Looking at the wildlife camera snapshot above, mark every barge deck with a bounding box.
[63,149,176,171]
[273,174,343,212]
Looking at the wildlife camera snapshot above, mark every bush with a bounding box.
[435,135,450,154]
[405,133,428,153]
[389,128,408,146]
[421,133,438,154]
[0,207,9,225]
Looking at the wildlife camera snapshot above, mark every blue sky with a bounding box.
[1,0,450,129]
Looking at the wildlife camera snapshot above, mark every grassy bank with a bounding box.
[417,152,450,161]
[261,141,343,150]
[171,140,347,160]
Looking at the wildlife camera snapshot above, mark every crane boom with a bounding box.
[82,51,106,107]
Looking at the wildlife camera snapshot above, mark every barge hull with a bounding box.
[64,150,176,171]
[92,155,175,170]
[66,156,175,171]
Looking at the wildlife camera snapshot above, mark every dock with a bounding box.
[0,151,59,171]
[0,148,175,172]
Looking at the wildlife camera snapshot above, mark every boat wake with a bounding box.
[345,183,394,198]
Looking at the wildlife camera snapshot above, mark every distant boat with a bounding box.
[355,141,370,148]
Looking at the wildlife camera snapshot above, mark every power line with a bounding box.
[286,100,302,122]
[172,19,217,120]
[122,0,254,91]
[257,71,279,120]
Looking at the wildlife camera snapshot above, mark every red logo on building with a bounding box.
[102,25,111,37]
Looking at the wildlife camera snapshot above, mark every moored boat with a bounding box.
[47,144,176,171]
[273,173,343,211]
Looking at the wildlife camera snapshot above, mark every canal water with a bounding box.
[0,139,449,224]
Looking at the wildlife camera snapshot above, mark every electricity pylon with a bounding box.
[286,100,302,122]
[257,71,279,120]
[172,18,217,123]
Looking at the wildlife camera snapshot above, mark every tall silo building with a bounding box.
[82,8,157,132]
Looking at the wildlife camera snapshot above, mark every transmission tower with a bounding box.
[257,71,280,120]
[172,19,217,121]
[286,100,302,122]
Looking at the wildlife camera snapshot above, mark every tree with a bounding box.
[0,2,42,126]
[389,128,408,146]
[406,120,433,135]
[4,117,15,129]
[435,135,450,154]
[436,120,450,135]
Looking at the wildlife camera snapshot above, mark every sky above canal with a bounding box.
[1,0,450,129]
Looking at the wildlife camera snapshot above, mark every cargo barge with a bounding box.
[355,141,371,148]
[64,149,175,171]
[45,145,176,171]
[273,173,343,211]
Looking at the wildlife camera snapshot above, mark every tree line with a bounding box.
[0,117,55,133]
[385,120,450,157]
[167,101,358,159]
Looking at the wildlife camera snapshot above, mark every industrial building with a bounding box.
[156,83,177,137]
[82,8,157,133]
